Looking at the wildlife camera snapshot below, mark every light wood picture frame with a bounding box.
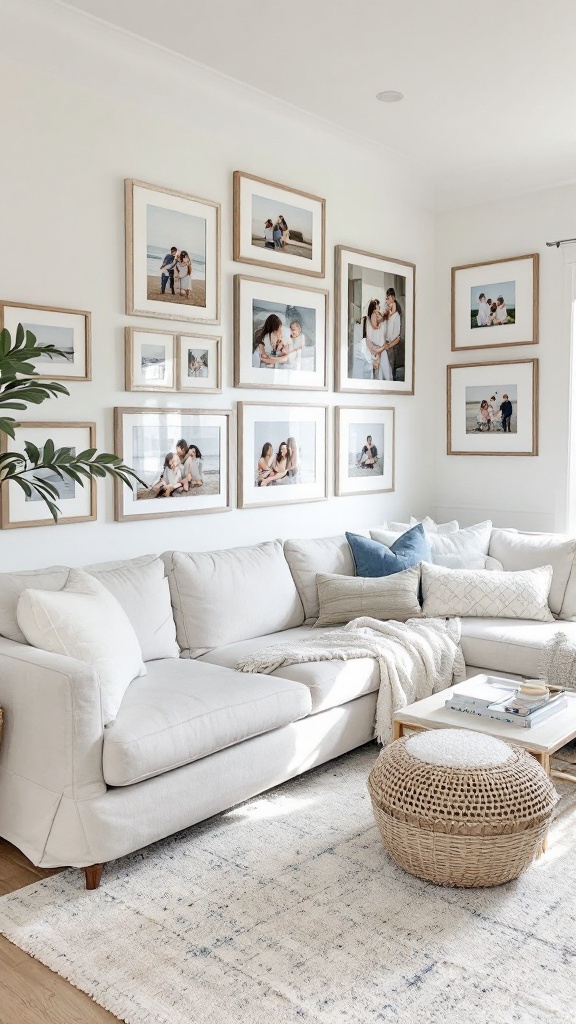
[114,407,232,521]
[233,171,326,277]
[238,401,327,509]
[125,179,221,324]
[335,245,415,395]
[177,333,222,393]
[335,406,395,496]
[0,422,96,528]
[234,275,328,391]
[0,301,91,381]
[447,358,538,456]
[451,253,539,351]
[125,327,177,392]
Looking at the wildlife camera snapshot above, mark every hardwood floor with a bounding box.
[0,839,119,1024]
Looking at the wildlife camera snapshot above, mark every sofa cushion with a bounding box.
[421,563,554,621]
[372,521,492,569]
[347,524,430,577]
[284,535,355,621]
[103,658,312,786]
[488,529,576,617]
[315,566,422,626]
[198,625,380,714]
[460,618,576,678]
[162,541,305,658]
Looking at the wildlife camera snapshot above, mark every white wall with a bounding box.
[0,0,437,571]
[432,184,576,533]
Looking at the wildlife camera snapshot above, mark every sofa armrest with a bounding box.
[0,637,106,800]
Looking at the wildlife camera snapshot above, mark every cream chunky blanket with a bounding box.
[237,616,466,743]
[539,632,576,690]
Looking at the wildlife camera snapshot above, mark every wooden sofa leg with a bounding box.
[83,863,103,890]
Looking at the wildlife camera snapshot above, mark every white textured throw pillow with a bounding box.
[371,520,493,569]
[17,569,146,724]
[314,566,422,627]
[421,562,554,621]
[409,516,460,535]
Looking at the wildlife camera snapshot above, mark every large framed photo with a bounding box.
[233,171,325,277]
[451,253,539,350]
[0,422,96,529]
[447,358,538,456]
[125,179,220,324]
[335,407,395,496]
[177,333,221,393]
[234,275,328,390]
[125,327,176,392]
[0,301,91,381]
[335,246,415,395]
[238,402,327,509]
[114,408,231,521]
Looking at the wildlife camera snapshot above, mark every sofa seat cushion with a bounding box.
[460,617,576,678]
[198,626,380,714]
[103,659,312,787]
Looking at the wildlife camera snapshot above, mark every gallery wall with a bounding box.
[0,0,438,570]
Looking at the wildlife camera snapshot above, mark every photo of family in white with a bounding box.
[251,194,313,261]
[251,299,316,373]
[348,267,406,382]
[134,429,221,499]
[146,204,207,308]
[471,280,516,329]
[465,385,517,434]
[187,348,209,378]
[253,420,316,488]
[347,425,385,478]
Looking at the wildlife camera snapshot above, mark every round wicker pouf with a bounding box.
[368,729,557,888]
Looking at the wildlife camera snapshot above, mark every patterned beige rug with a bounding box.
[0,743,575,1024]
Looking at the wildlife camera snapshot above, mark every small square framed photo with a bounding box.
[177,333,221,392]
[447,358,538,456]
[335,246,415,395]
[233,171,325,277]
[0,301,91,381]
[125,179,220,324]
[238,402,327,509]
[451,253,539,350]
[335,407,395,496]
[114,407,231,521]
[234,275,328,390]
[0,422,96,529]
[125,327,176,392]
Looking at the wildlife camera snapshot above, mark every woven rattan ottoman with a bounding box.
[368,729,557,887]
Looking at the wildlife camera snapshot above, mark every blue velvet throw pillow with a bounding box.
[346,524,431,578]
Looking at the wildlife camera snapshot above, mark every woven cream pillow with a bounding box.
[314,565,422,627]
[421,563,554,621]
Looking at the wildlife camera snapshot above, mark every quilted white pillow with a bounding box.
[421,563,554,621]
[409,516,460,535]
[17,569,146,724]
[371,521,493,569]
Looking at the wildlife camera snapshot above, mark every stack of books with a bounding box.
[446,677,567,728]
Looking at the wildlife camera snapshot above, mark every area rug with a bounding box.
[1,743,576,1024]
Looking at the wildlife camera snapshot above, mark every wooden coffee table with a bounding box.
[392,675,576,784]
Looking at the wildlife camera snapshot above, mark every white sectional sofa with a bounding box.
[0,525,575,888]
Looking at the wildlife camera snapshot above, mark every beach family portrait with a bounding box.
[132,424,221,500]
[251,194,313,261]
[471,280,516,329]
[465,384,518,434]
[253,419,317,489]
[348,267,407,383]
[347,424,385,478]
[146,203,206,309]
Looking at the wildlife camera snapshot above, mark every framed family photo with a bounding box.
[177,334,221,393]
[125,327,176,392]
[234,275,328,390]
[335,407,395,497]
[233,171,325,277]
[114,408,231,521]
[335,246,415,395]
[451,253,539,350]
[125,179,220,324]
[447,358,538,456]
[0,301,91,381]
[238,402,327,509]
[0,422,96,529]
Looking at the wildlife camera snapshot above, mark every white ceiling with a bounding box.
[59,0,576,208]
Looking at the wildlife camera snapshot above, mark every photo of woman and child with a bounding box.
[359,291,401,381]
[350,279,404,382]
[256,437,300,486]
[251,299,316,373]
[154,439,205,497]
[465,385,517,434]
[187,349,209,378]
[251,194,314,261]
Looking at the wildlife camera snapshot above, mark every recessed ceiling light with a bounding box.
[376,90,404,103]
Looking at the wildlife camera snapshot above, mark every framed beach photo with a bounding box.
[0,422,96,529]
[451,253,539,350]
[238,402,327,509]
[125,327,176,392]
[234,275,328,390]
[233,171,325,277]
[447,358,538,456]
[335,246,415,395]
[177,333,221,393]
[114,408,231,521]
[125,179,220,324]
[0,301,91,381]
[335,407,395,497]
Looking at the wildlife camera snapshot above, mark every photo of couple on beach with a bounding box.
[132,426,221,500]
[465,384,517,434]
[253,420,316,489]
[252,298,316,373]
[471,280,516,329]
[347,425,384,478]
[251,194,313,262]
[348,267,406,383]
[146,203,207,309]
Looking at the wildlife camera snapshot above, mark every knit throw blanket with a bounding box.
[237,616,466,743]
[539,632,576,691]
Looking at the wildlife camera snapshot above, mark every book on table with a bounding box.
[446,681,567,728]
